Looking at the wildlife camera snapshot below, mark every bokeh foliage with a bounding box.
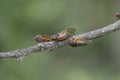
[0,0,120,80]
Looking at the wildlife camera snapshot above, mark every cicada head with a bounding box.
[69,41,78,47]
[34,35,41,42]
[34,35,51,43]
[116,12,120,19]
[51,34,59,40]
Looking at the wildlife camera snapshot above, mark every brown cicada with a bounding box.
[34,35,51,43]
[116,12,120,19]
[69,37,88,47]
[51,28,76,41]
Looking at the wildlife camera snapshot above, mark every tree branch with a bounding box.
[0,20,120,61]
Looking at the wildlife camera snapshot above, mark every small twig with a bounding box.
[0,20,120,61]
[75,20,120,39]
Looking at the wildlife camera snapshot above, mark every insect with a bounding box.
[51,28,76,41]
[34,28,76,43]
[34,35,51,43]
[116,12,120,19]
[69,37,87,47]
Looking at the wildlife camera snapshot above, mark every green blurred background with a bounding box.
[0,0,120,80]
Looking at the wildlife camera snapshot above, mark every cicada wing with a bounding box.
[42,35,51,41]
[66,28,76,35]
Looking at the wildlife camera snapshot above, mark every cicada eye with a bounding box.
[69,42,78,47]
[51,34,59,40]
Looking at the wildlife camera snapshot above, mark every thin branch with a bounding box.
[0,20,120,61]
[73,20,120,39]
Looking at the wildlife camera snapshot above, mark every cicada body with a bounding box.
[69,37,87,47]
[34,35,51,43]
[51,28,76,41]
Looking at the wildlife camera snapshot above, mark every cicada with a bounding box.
[69,37,87,47]
[116,12,120,19]
[34,35,51,43]
[51,28,76,41]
